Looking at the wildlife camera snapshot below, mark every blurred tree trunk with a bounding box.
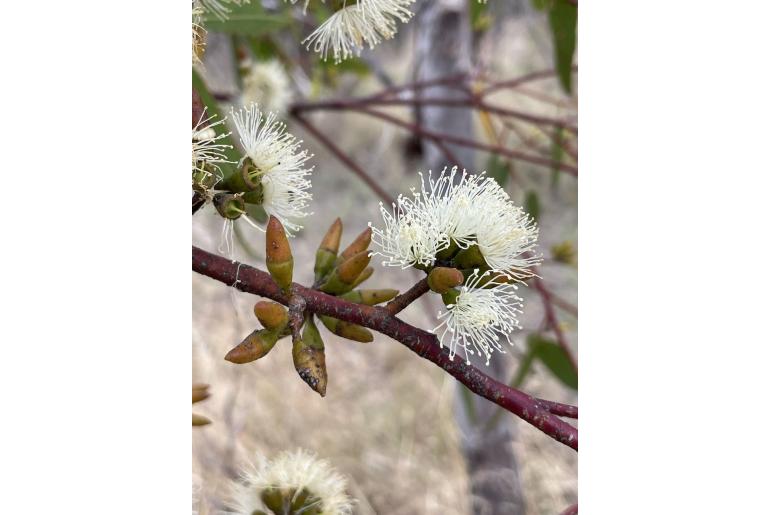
[414,2,526,514]
[413,0,475,171]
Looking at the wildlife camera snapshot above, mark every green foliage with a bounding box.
[486,155,510,187]
[202,3,291,35]
[528,334,578,390]
[548,1,577,94]
[524,190,540,222]
[532,0,577,94]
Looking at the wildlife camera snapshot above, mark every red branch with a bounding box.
[192,246,578,449]
[292,113,393,203]
[385,277,430,315]
[345,106,578,176]
[534,277,578,373]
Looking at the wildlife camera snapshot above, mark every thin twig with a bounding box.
[291,113,393,203]
[349,106,578,176]
[534,277,578,373]
[192,246,578,450]
[385,277,430,315]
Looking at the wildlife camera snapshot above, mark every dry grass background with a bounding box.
[194,8,576,514]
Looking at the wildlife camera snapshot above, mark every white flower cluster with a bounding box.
[241,59,293,117]
[370,166,542,364]
[302,0,416,63]
[229,449,354,515]
[231,103,313,234]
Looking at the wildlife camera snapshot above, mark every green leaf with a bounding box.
[202,3,291,36]
[192,69,241,180]
[528,334,578,390]
[524,190,540,222]
[486,155,510,187]
[547,0,577,94]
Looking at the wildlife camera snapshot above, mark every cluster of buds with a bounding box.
[224,216,398,397]
[192,383,211,426]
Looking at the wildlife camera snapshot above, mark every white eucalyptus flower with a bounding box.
[433,270,524,365]
[229,449,354,515]
[445,168,541,280]
[369,196,446,269]
[369,167,541,279]
[192,108,233,189]
[231,103,313,234]
[241,59,293,117]
[303,0,415,63]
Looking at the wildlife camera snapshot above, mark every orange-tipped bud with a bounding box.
[340,289,399,306]
[428,267,465,294]
[350,266,374,288]
[253,301,288,330]
[192,413,212,426]
[320,251,372,294]
[319,316,374,343]
[315,218,344,281]
[225,329,280,364]
[266,216,293,291]
[320,218,343,254]
[338,227,372,262]
[337,250,371,283]
[192,384,210,404]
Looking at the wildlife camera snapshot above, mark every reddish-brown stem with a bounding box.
[385,277,431,315]
[550,292,578,317]
[480,67,577,96]
[291,113,393,203]
[534,277,578,373]
[192,245,578,450]
[348,106,578,176]
[292,97,577,134]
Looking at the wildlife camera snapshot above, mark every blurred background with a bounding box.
[193,1,577,513]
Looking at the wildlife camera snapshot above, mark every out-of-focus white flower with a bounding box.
[231,103,313,234]
[192,109,233,189]
[433,270,523,365]
[241,59,293,117]
[303,0,416,63]
[229,449,354,515]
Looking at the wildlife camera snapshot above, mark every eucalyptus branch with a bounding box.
[335,106,578,176]
[292,113,393,203]
[534,277,578,373]
[385,277,430,315]
[192,245,578,450]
